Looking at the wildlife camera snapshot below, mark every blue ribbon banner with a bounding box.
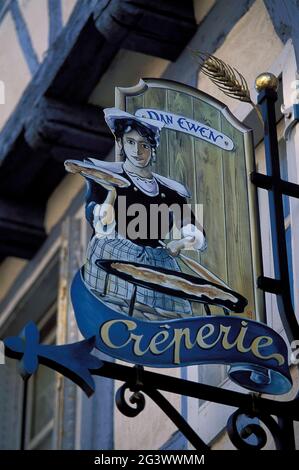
[71,270,292,395]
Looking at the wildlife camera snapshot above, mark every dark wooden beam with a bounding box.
[0,134,49,199]
[24,97,114,161]
[48,0,196,102]
[0,96,113,200]
[0,198,46,259]
[94,0,196,61]
[46,16,118,103]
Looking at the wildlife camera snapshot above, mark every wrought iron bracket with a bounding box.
[255,88,299,343]
[257,276,283,294]
[251,172,299,198]
[4,328,299,451]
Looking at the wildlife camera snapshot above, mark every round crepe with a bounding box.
[65,159,130,188]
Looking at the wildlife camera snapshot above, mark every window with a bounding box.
[0,357,23,449]
[24,305,57,450]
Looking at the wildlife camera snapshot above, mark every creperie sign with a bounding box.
[99,317,284,366]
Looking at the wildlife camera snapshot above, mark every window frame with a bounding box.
[24,303,57,450]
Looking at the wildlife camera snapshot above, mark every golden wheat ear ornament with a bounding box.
[191,51,263,124]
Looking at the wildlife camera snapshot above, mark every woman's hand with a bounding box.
[166,236,195,257]
[94,202,115,226]
[93,198,116,238]
[93,187,117,227]
[181,224,207,251]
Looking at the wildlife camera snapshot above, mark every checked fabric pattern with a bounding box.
[84,235,192,318]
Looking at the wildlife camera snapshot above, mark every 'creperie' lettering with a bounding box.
[100,319,284,366]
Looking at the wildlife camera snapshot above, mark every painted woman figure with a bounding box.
[67,108,207,320]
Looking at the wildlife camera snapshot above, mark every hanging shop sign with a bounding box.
[60,79,291,395]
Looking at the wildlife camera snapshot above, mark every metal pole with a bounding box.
[277,417,296,450]
[257,87,299,341]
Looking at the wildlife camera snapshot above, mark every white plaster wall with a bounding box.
[0,11,31,129]
[61,0,77,25]
[89,50,170,109]
[193,0,215,24]
[0,0,78,130]
[197,0,284,114]
[19,0,49,62]
[19,0,78,61]
[114,362,181,450]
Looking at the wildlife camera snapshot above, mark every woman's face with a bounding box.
[120,129,152,168]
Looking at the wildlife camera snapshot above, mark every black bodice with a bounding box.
[85,171,194,247]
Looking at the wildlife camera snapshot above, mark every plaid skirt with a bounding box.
[84,235,192,317]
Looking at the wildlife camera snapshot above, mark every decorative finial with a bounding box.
[255,73,279,93]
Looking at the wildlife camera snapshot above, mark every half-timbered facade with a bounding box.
[0,0,299,450]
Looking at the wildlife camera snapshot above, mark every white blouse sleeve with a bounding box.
[181,224,207,251]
